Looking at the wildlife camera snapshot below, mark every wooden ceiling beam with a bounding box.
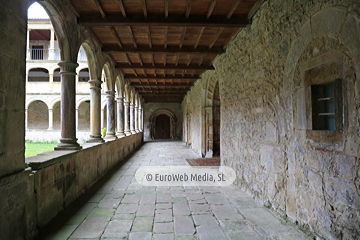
[165,0,170,18]
[127,26,137,48]
[137,89,188,93]
[109,26,123,48]
[79,14,249,28]
[179,27,186,49]
[146,26,152,48]
[248,0,264,20]
[125,75,199,80]
[227,0,241,19]
[142,0,148,18]
[117,0,127,17]
[103,45,224,54]
[116,63,214,70]
[92,0,106,18]
[209,27,224,48]
[185,0,192,18]
[194,27,205,49]
[206,0,217,19]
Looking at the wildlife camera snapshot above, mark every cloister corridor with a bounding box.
[36,141,310,240]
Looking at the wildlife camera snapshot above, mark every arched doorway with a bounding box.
[155,114,171,139]
[28,100,48,130]
[213,82,220,156]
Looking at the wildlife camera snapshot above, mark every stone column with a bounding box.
[204,106,213,158]
[48,109,53,130]
[138,108,142,132]
[48,29,55,60]
[104,90,117,141]
[116,97,126,138]
[124,101,131,136]
[55,61,82,150]
[87,79,104,143]
[135,105,139,133]
[130,103,136,134]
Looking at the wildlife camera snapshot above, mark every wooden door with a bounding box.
[155,115,170,139]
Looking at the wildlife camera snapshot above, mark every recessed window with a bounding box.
[311,82,336,130]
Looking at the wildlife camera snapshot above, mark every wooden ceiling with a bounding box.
[69,0,263,102]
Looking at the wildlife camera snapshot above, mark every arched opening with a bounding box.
[28,68,49,82]
[78,101,90,131]
[79,68,90,82]
[53,101,61,130]
[154,114,171,139]
[213,82,220,156]
[28,100,48,130]
[53,68,60,82]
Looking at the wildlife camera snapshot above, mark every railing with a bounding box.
[28,48,86,61]
[31,49,48,60]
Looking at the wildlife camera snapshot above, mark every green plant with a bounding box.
[102,128,107,138]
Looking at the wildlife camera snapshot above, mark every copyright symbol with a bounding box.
[146,174,152,181]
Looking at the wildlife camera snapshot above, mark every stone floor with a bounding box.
[38,141,312,240]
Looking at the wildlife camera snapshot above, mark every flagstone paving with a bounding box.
[39,141,312,240]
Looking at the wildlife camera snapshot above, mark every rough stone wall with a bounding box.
[183,1,360,239]
[143,102,183,140]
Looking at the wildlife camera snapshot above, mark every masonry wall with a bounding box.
[143,102,183,140]
[183,1,360,239]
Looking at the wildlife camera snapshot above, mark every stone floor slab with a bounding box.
[70,217,109,238]
[128,232,152,240]
[131,217,153,232]
[154,222,174,234]
[174,216,195,235]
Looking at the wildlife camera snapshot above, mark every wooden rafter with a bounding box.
[141,93,184,97]
[179,27,186,49]
[117,0,127,17]
[206,0,217,19]
[116,63,214,70]
[109,26,122,48]
[227,0,241,19]
[127,26,137,48]
[151,54,155,66]
[138,89,188,92]
[198,54,206,66]
[146,26,152,48]
[248,0,264,20]
[104,45,224,54]
[194,27,205,49]
[185,0,192,18]
[165,0,170,18]
[64,0,79,17]
[175,55,180,66]
[164,27,168,49]
[79,15,249,28]
[92,0,106,18]
[209,27,224,48]
[142,0,148,18]
[137,53,143,66]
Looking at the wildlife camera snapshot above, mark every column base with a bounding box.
[104,134,118,141]
[125,131,132,136]
[116,132,126,138]
[55,138,82,150]
[131,130,137,134]
[86,135,105,143]
[135,129,140,133]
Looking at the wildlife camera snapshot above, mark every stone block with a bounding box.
[174,216,195,235]
[70,217,109,238]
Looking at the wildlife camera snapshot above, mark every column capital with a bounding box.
[116,97,124,103]
[58,61,79,75]
[124,101,131,106]
[88,79,102,89]
[105,90,116,98]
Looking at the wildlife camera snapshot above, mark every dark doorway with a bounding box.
[155,114,170,139]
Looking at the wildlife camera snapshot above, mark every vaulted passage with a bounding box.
[37,141,309,239]
[1,1,359,239]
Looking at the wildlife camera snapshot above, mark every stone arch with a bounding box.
[115,75,125,98]
[26,97,50,109]
[27,100,49,130]
[27,68,50,82]
[101,57,116,91]
[149,109,177,140]
[49,98,61,109]
[77,100,90,131]
[202,76,220,157]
